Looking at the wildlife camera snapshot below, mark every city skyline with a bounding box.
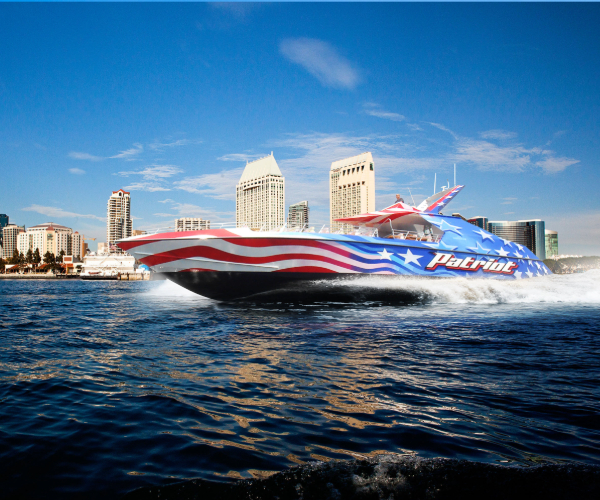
[1,3,599,254]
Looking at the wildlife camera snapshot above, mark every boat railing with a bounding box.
[387,229,441,242]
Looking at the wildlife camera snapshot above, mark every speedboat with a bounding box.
[117,185,551,300]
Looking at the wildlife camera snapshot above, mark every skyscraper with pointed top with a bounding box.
[236,153,285,231]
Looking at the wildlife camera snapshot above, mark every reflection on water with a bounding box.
[1,277,600,499]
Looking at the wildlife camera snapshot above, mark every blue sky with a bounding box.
[1,2,599,254]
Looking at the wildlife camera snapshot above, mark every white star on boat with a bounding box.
[439,219,462,235]
[378,248,393,260]
[535,261,542,270]
[514,251,524,258]
[525,270,534,278]
[516,243,525,251]
[397,248,423,266]
[467,242,491,254]
[514,270,522,279]
[495,247,510,257]
[474,229,495,241]
[500,238,513,247]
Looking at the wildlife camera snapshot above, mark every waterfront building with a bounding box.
[545,230,559,259]
[0,214,8,250]
[97,243,108,255]
[236,153,285,231]
[16,223,76,259]
[107,189,132,253]
[488,219,546,260]
[71,232,85,259]
[468,216,489,232]
[175,218,210,232]
[330,152,375,233]
[131,229,148,236]
[2,224,25,259]
[288,201,309,229]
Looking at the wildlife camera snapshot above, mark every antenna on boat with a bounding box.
[408,187,415,206]
[433,173,437,194]
[454,163,456,186]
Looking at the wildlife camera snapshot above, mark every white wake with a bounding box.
[339,269,600,304]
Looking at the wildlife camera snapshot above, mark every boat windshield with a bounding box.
[375,213,443,242]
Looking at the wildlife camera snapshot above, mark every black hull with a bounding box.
[163,271,432,303]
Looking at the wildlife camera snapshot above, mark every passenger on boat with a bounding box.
[395,194,404,203]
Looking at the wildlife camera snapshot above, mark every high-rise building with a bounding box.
[288,201,309,229]
[16,223,76,258]
[131,229,148,236]
[236,153,285,231]
[545,230,558,259]
[0,214,8,250]
[330,152,375,233]
[488,219,546,260]
[174,218,210,232]
[468,216,489,232]
[2,224,25,259]
[107,189,132,252]
[71,232,85,259]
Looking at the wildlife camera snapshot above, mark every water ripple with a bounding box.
[0,277,599,499]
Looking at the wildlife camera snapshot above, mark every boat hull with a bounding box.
[117,223,552,301]
[163,271,437,302]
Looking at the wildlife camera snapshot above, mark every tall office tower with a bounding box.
[2,224,25,259]
[288,201,309,229]
[17,222,73,257]
[0,214,8,250]
[107,189,132,253]
[330,152,375,233]
[174,218,210,232]
[488,219,546,260]
[71,232,85,259]
[545,229,558,259]
[468,216,489,232]
[236,153,285,231]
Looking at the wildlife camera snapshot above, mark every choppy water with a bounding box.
[1,272,599,499]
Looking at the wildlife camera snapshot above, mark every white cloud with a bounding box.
[427,122,459,140]
[22,205,105,222]
[217,153,265,162]
[174,169,243,200]
[117,165,183,192]
[148,139,201,151]
[117,165,183,180]
[535,156,579,174]
[68,151,103,161]
[280,38,360,90]
[480,129,517,140]
[452,138,541,172]
[363,103,405,122]
[110,143,144,159]
[153,200,233,223]
[68,168,85,175]
[123,182,171,192]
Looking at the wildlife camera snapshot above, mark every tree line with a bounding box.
[0,248,67,273]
